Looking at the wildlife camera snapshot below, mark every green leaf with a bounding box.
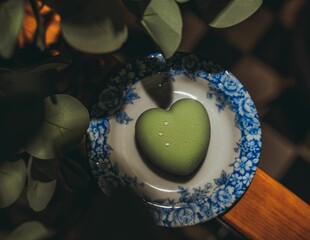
[175,0,190,3]
[27,156,57,212]
[0,0,24,58]
[141,0,182,58]
[31,157,57,183]
[6,221,52,240]
[25,94,90,159]
[209,0,263,28]
[61,0,128,54]
[0,159,26,208]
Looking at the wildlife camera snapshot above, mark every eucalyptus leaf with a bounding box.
[25,94,90,159]
[27,156,57,212]
[141,0,182,58]
[61,0,128,54]
[6,221,52,240]
[0,0,24,58]
[209,0,263,28]
[0,159,26,208]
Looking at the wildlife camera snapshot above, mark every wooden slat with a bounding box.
[221,168,310,240]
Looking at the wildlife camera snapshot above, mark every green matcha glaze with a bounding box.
[135,98,211,176]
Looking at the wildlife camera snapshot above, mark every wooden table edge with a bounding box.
[220,168,310,240]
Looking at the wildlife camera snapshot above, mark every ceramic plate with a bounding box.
[87,52,262,227]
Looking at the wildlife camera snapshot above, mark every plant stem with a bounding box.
[28,0,45,51]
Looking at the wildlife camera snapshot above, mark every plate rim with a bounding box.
[87,52,262,227]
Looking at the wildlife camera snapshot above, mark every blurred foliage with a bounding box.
[0,160,26,208]
[6,221,52,240]
[0,0,24,58]
[60,0,128,54]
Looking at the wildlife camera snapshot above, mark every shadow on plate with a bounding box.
[140,72,173,110]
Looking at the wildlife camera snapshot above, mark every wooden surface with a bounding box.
[221,168,310,240]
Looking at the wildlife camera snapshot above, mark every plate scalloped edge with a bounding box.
[87,52,262,227]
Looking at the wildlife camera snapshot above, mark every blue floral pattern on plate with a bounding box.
[87,52,262,227]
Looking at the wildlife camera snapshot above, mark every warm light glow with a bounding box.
[18,1,61,48]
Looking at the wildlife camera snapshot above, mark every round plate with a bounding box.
[87,52,262,227]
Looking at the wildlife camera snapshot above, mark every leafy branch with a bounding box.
[0,94,90,212]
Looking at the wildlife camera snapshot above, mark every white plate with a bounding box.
[87,52,262,227]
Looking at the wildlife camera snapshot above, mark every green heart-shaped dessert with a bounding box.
[135,98,211,176]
